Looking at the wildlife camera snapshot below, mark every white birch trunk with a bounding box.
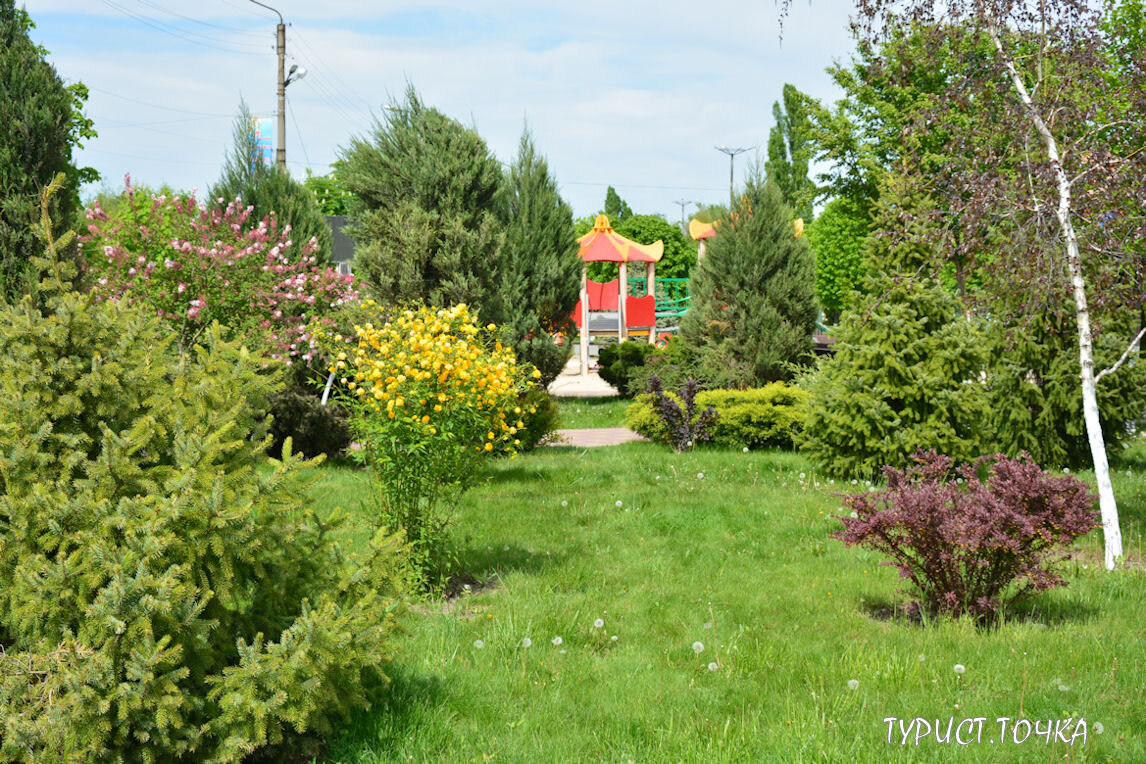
[986,15,1123,569]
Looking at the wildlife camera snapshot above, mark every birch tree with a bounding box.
[814,0,1146,569]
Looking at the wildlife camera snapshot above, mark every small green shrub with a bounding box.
[597,340,655,397]
[627,334,709,394]
[516,388,560,451]
[625,382,809,450]
[0,180,403,763]
[267,386,351,458]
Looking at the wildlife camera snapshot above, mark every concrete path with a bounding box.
[546,355,619,398]
[548,427,647,447]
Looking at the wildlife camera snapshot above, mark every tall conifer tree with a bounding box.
[498,128,579,386]
[341,86,505,316]
[680,178,817,387]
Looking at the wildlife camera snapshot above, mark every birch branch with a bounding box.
[1095,326,1146,385]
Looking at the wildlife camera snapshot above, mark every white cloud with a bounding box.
[26,0,858,219]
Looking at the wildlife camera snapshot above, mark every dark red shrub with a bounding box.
[831,450,1099,621]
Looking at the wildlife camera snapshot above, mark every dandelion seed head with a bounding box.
[615,500,623,507]
[847,679,859,691]
[1094,722,1104,734]
[473,640,484,649]
[708,662,719,671]
[594,618,604,629]
[954,664,966,675]
[552,636,563,646]
[692,641,704,654]
[520,638,532,648]
[697,472,704,479]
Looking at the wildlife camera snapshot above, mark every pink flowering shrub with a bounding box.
[82,175,356,363]
[832,450,1100,622]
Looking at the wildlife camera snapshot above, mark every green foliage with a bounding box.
[766,83,817,222]
[304,162,352,216]
[0,1,95,300]
[210,101,334,264]
[801,178,989,479]
[497,128,579,388]
[515,388,560,451]
[0,180,402,762]
[615,214,696,280]
[805,196,870,323]
[625,382,809,450]
[627,334,708,394]
[266,385,351,459]
[341,86,505,317]
[986,313,1146,469]
[679,179,818,388]
[603,185,632,223]
[597,340,655,397]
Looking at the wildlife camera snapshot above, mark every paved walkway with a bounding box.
[546,356,619,398]
[548,427,647,447]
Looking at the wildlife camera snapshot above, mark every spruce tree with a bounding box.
[210,101,333,264]
[0,177,401,761]
[0,1,90,299]
[801,174,988,478]
[497,128,580,386]
[679,178,817,388]
[341,85,505,316]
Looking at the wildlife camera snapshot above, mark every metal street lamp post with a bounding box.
[249,0,305,168]
[715,145,750,210]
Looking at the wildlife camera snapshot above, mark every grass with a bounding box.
[555,395,631,429]
[310,442,1146,763]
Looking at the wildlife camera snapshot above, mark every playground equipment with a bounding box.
[572,215,663,376]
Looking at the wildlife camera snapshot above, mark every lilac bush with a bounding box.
[646,374,718,452]
[832,450,1099,621]
[82,176,356,362]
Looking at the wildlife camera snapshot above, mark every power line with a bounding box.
[88,87,234,117]
[98,0,265,55]
[286,96,312,172]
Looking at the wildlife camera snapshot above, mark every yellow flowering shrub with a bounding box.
[320,302,539,582]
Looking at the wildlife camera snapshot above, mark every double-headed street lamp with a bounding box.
[250,0,306,168]
[715,145,750,210]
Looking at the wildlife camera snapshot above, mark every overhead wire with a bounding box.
[286,95,313,172]
[289,27,376,120]
[98,0,265,55]
[88,86,234,117]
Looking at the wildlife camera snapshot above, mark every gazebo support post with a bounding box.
[646,260,656,344]
[618,260,627,342]
[580,262,590,375]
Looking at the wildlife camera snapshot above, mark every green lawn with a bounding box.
[555,395,631,429]
[310,443,1146,763]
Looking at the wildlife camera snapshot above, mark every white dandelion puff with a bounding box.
[552,636,563,646]
[708,662,719,671]
[594,618,604,629]
[692,641,704,654]
[473,639,484,649]
[847,679,859,691]
[954,664,966,675]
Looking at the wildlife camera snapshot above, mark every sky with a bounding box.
[24,0,861,224]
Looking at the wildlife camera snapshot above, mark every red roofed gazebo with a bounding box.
[574,215,664,375]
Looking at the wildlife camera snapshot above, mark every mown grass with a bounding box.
[310,441,1146,763]
[555,395,631,429]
